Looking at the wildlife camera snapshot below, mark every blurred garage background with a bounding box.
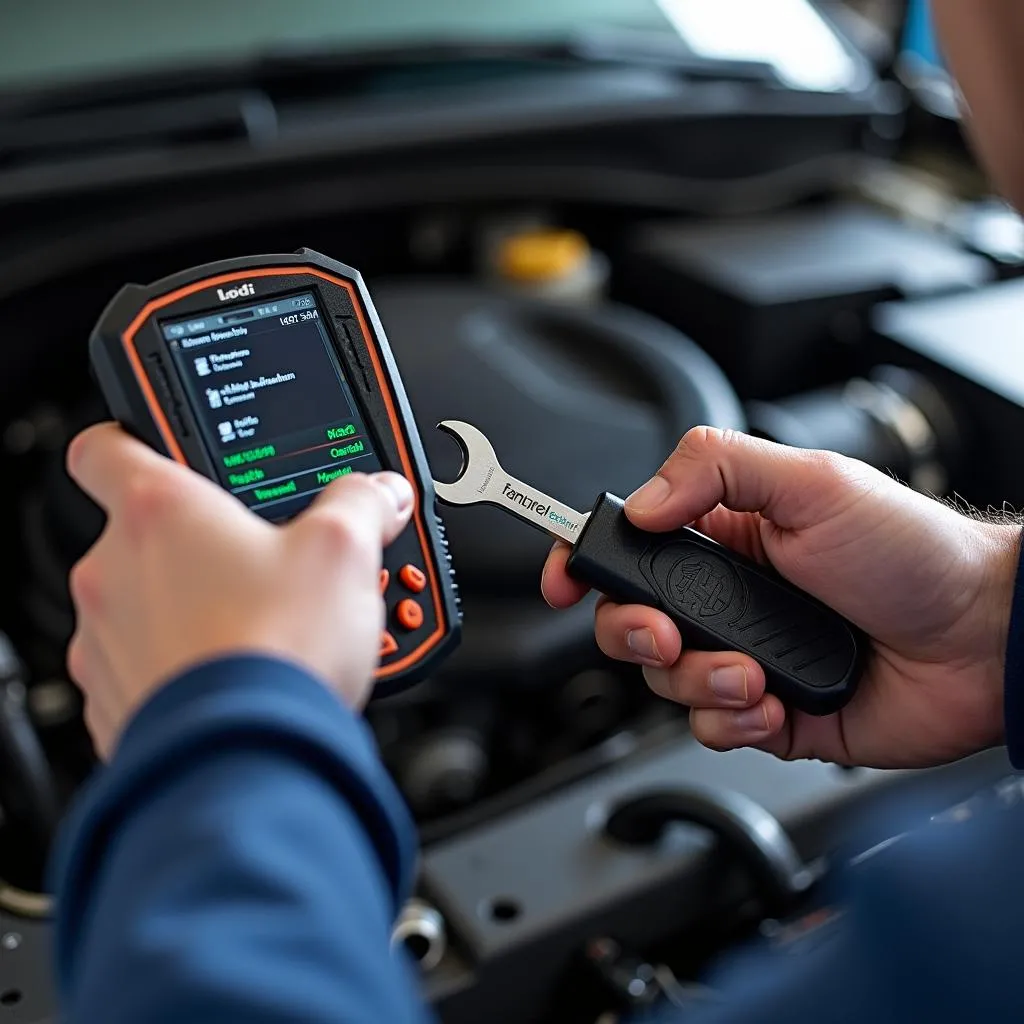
[1,2,1022,1021]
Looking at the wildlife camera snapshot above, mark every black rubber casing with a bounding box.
[566,495,865,716]
[88,247,461,696]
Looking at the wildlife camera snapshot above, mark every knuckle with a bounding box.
[307,512,374,566]
[66,636,88,685]
[347,473,388,509]
[121,472,176,530]
[804,447,854,481]
[65,423,106,477]
[716,427,746,450]
[643,656,696,705]
[689,709,732,753]
[330,471,377,499]
[65,431,88,477]
[313,512,360,552]
[334,476,388,518]
[672,425,741,465]
[592,599,616,631]
[664,668,693,706]
[68,558,101,612]
[802,448,876,502]
[595,632,619,663]
[675,425,715,458]
[641,665,674,702]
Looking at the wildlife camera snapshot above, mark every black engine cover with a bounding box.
[371,281,745,594]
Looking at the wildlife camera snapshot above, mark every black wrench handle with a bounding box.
[564,494,867,716]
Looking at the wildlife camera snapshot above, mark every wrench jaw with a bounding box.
[432,420,502,507]
[432,419,588,544]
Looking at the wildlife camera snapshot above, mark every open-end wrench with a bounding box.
[433,420,866,717]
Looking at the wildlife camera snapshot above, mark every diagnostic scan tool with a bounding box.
[89,248,461,694]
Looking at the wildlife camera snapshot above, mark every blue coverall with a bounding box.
[49,550,1024,1023]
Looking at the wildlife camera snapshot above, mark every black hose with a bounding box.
[604,787,820,918]
[0,633,60,855]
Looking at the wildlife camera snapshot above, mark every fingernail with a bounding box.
[376,473,414,514]
[626,475,670,514]
[626,628,662,664]
[709,666,748,702]
[733,705,771,734]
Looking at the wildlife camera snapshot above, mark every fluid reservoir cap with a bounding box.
[496,228,591,283]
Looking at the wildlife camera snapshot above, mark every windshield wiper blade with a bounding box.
[252,29,774,83]
[0,89,277,167]
[0,25,778,141]
[0,28,774,128]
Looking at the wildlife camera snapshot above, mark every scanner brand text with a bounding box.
[216,282,256,302]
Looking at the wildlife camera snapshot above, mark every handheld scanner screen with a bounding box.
[161,290,383,519]
[88,249,462,694]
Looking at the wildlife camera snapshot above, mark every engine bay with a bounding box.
[4,10,1024,1020]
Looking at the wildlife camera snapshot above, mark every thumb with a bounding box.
[623,427,876,533]
[290,471,415,560]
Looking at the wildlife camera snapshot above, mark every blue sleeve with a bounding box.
[48,655,433,1024]
[639,780,1024,1024]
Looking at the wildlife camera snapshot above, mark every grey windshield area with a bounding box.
[0,0,671,91]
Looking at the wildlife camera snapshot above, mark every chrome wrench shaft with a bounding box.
[432,420,587,545]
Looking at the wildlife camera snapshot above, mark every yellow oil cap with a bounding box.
[496,228,591,283]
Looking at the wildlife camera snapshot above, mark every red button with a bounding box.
[379,569,390,594]
[380,631,399,657]
[399,564,427,594]
[396,599,424,631]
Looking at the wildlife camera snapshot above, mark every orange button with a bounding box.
[380,631,399,657]
[396,599,424,631]
[399,564,427,594]
[379,569,390,594]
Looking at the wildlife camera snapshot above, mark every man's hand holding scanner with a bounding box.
[65,422,413,758]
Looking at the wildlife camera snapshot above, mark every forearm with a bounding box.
[49,656,430,1024]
